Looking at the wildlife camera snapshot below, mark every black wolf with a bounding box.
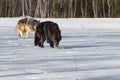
[34,21,62,48]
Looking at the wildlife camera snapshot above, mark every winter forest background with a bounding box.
[0,0,120,18]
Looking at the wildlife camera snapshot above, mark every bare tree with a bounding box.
[81,0,84,17]
[73,0,77,18]
[92,0,98,18]
[102,0,105,17]
[85,0,88,18]
[107,0,111,17]
[21,0,25,16]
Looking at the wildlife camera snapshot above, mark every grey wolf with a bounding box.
[15,17,40,38]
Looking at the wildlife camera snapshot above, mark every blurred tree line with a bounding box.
[0,0,120,18]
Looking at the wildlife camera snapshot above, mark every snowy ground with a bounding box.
[0,18,120,80]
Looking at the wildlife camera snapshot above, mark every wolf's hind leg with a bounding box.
[18,31,23,38]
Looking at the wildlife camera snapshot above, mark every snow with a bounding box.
[0,18,120,80]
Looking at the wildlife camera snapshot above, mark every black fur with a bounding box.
[34,21,62,48]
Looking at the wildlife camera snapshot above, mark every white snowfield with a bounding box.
[0,18,120,80]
